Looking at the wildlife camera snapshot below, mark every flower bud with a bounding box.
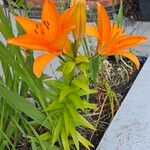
[71,0,86,42]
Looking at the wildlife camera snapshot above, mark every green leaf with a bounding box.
[0,142,6,150]
[82,38,91,57]
[0,128,16,150]
[70,121,79,150]
[39,132,51,141]
[0,85,51,130]
[77,114,95,130]
[82,101,97,110]
[72,78,88,91]
[52,116,63,145]
[115,0,123,26]
[0,6,13,38]
[0,59,13,88]
[63,107,70,136]
[45,80,65,89]
[76,55,89,64]
[60,86,70,101]
[61,127,70,150]
[76,131,93,150]
[0,42,46,109]
[45,80,65,94]
[20,81,28,97]
[78,89,97,96]
[72,78,97,94]
[45,89,57,101]
[11,115,26,136]
[44,100,63,112]
[67,102,78,122]
[69,94,84,110]
[5,113,20,138]
[78,63,88,77]
[62,61,75,76]
[75,74,89,82]
[89,55,99,84]
[24,119,46,150]
[30,137,38,150]
[52,145,61,150]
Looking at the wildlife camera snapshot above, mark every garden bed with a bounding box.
[13,56,147,150]
[80,56,147,149]
[97,56,150,150]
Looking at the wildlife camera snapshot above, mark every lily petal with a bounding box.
[15,16,38,34]
[85,25,100,39]
[41,0,59,36]
[63,39,71,54]
[60,4,76,31]
[97,3,111,43]
[51,32,71,51]
[111,24,124,39]
[33,52,59,77]
[116,36,147,52]
[117,52,140,69]
[7,34,50,52]
[99,35,147,55]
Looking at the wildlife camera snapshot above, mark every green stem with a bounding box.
[89,53,99,60]
[58,55,66,62]
[62,52,74,60]
[83,38,91,57]
[0,99,4,128]
[74,40,80,57]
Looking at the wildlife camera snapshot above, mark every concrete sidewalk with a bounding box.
[124,20,150,56]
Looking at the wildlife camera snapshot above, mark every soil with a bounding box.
[123,0,140,20]
[16,138,31,150]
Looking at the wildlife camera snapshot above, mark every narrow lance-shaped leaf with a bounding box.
[62,61,75,76]
[77,114,95,130]
[69,93,84,110]
[63,107,70,136]
[72,77,97,93]
[61,127,70,150]
[0,42,46,108]
[60,86,70,101]
[0,84,51,130]
[76,131,94,150]
[52,116,63,145]
[70,120,79,150]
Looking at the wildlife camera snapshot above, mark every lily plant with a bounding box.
[5,0,147,149]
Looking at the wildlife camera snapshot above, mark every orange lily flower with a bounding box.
[7,0,76,77]
[71,0,86,42]
[86,3,147,69]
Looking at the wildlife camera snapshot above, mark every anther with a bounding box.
[36,24,39,29]
[44,20,49,25]
[44,21,49,30]
[35,29,38,34]
[41,30,45,34]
